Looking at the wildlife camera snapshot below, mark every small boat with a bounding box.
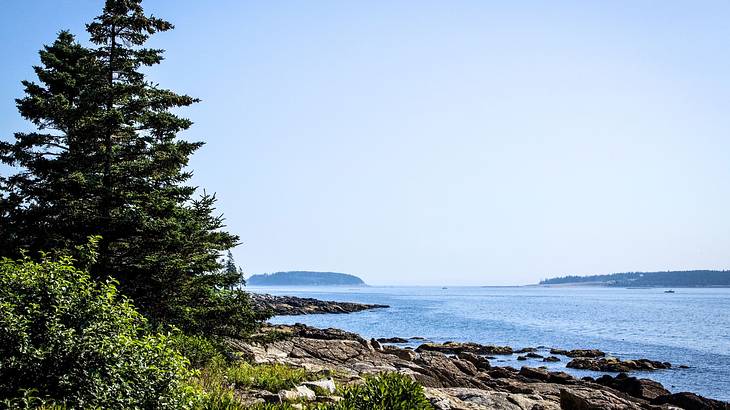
[664,290,675,293]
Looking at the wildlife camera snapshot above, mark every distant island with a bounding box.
[540,270,730,287]
[247,271,366,286]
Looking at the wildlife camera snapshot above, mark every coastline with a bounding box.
[229,322,728,409]
[240,294,729,408]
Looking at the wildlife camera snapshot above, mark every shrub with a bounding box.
[0,255,196,409]
[336,372,432,410]
[169,332,224,368]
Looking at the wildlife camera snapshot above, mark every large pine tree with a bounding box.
[0,0,265,335]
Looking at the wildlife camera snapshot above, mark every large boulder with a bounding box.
[518,366,550,382]
[425,387,560,410]
[559,387,644,409]
[456,352,491,371]
[652,392,730,410]
[594,373,669,400]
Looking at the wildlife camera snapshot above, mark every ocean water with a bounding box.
[248,286,730,401]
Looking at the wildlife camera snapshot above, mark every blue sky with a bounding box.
[2,1,730,285]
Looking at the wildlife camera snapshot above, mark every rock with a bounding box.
[369,338,383,351]
[377,337,409,343]
[543,356,560,362]
[413,351,485,388]
[517,355,527,361]
[595,373,669,400]
[550,348,606,358]
[279,385,316,402]
[567,357,671,372]
[249,293,388,316]
[417,341,513,355]
[456,352,491,370]
[487,366,517,379]
[548,371,575,385]
[559,387,643,409]
[425,387,560,410]
[526,352,544,359]
[301,378,336,394]
[514,347,537,353]
[223,323,722,410]
[652,392,730,410]
[519,366,550,381]
[383,345,417,361]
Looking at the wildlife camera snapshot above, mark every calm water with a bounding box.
[249,286,730,401]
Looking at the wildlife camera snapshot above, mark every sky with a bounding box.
[2,1,730,285]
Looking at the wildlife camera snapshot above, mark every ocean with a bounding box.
[248,285,730,401]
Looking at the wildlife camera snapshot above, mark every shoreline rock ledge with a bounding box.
[227,323,730,409]
[249,293,389,315]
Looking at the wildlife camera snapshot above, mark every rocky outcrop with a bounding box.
[567,356,671,372]
[559,387,644,409]
[652,392,730,409]
[249,293,388,315]
[377,337,409,343]
[416,341,513,355]
[550,348,606,358]
[594,373,669,400]
[226,324,727,409]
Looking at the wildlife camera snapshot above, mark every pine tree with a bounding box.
[0,0,266,335]
[222,250,247,288]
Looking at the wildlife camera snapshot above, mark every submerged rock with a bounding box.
[543,356,561,362]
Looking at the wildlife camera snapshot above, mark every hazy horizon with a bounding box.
[3,1,730,285]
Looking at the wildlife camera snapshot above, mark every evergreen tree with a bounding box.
[0,0,267,335]
[222,250,247,288]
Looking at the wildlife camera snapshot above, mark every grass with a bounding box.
[226,362,313,392]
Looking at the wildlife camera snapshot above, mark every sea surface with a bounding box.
[247,285,730,401]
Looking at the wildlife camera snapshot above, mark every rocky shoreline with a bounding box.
[249,293,389,315]
[227,323,729,409]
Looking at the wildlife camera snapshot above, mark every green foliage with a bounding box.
[226,363,311,393]
[0,256,197,409]
[0,0,268,335]
[192,383,246,410]
[169,332,224,369]
[334,373,432,410]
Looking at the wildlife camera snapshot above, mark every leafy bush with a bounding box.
[169,332,224,368]
[0,255,196,409]
[335,372,432,410]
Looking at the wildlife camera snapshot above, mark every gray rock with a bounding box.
[279,385,316,402]
[302,378,336,394]
[559,387,643,409]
